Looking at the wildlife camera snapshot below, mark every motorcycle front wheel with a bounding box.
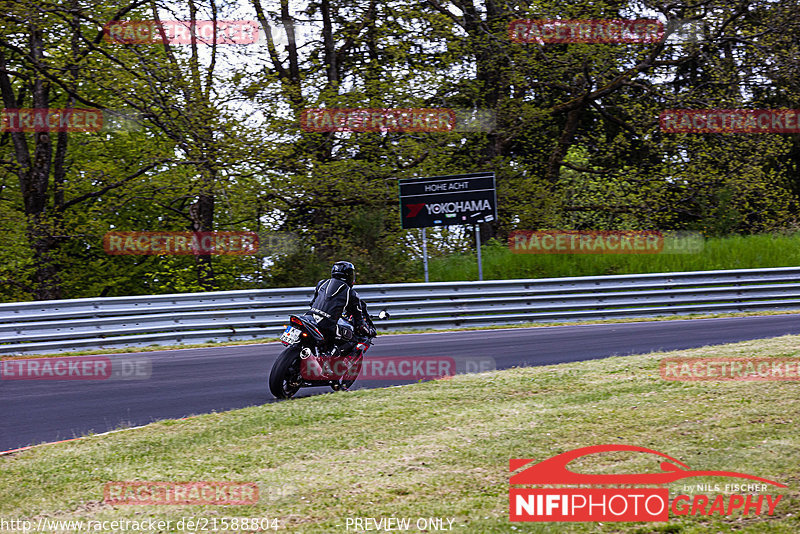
[269,345,303,399]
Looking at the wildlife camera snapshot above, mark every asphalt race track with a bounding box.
[2,314,799,452]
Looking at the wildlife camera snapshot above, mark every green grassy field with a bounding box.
[428,232,800,281]
[1,333,798,533]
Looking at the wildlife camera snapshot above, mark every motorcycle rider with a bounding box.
[306,261,376,356]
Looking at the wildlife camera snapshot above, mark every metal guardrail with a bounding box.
[1,267,800,355]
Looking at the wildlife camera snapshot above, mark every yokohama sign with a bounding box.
[399,173,497,229]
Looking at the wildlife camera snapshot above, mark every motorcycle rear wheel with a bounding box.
[269,345,303,399]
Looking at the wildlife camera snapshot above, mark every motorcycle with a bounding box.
[269,309,390,399]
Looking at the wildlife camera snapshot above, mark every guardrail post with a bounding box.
[422,227,429,283]
[475,224,483,281]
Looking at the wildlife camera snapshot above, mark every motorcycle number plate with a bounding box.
[280,326,301,344]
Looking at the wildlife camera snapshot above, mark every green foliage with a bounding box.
[1,0,800,301]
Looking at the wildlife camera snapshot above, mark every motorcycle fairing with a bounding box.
[289,315,325,344]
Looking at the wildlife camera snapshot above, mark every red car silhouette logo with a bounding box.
[510,444,786,487]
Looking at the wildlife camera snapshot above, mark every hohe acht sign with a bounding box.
[399,172,497,229]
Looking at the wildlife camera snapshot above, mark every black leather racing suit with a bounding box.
[306,278,374,353]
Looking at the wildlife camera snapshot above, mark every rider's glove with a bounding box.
[359,324,376,337]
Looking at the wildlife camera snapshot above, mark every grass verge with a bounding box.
[1,336,799,532]
[429,232,800,281]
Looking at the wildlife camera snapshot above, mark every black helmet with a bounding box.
[331,261,356,287]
